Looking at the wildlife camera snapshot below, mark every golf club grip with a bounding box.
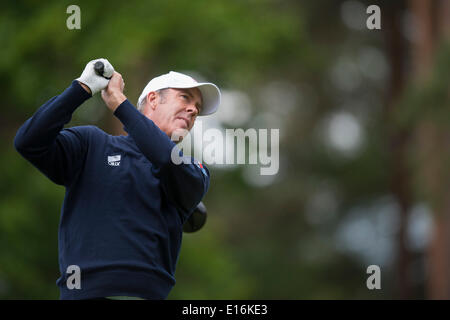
[94,61,105,77]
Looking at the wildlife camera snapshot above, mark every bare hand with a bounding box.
[101,72,126,112]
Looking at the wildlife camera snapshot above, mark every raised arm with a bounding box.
[115,99,210,214]
[14,81,92,185]
[14,58,114,186]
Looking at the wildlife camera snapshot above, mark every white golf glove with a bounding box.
[76,58,114,95]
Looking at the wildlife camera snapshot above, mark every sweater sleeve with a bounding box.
[114,99,210,214]
[14,80,92,186]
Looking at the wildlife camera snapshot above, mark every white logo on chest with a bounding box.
[108,155,121,166]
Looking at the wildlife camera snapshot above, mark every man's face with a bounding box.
[144,87,203,141]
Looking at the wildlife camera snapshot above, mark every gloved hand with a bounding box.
[76,58,114,95]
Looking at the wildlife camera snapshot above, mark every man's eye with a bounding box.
[181,95,188,100]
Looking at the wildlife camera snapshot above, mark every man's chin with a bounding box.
[171,127,190,143]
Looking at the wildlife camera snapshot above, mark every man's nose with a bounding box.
[186,103,199,116]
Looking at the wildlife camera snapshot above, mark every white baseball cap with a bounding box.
[137,71,221,116]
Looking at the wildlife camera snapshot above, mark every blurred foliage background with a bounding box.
[2,0,450,299]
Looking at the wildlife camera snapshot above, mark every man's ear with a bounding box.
[147,91,158,110]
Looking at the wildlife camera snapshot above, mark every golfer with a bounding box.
[14,58,221,300]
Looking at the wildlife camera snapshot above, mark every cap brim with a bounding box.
[170,82,221,116]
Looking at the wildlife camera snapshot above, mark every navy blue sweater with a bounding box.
[14,81,210,300]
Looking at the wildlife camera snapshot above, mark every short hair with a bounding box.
[137,89,168,113]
